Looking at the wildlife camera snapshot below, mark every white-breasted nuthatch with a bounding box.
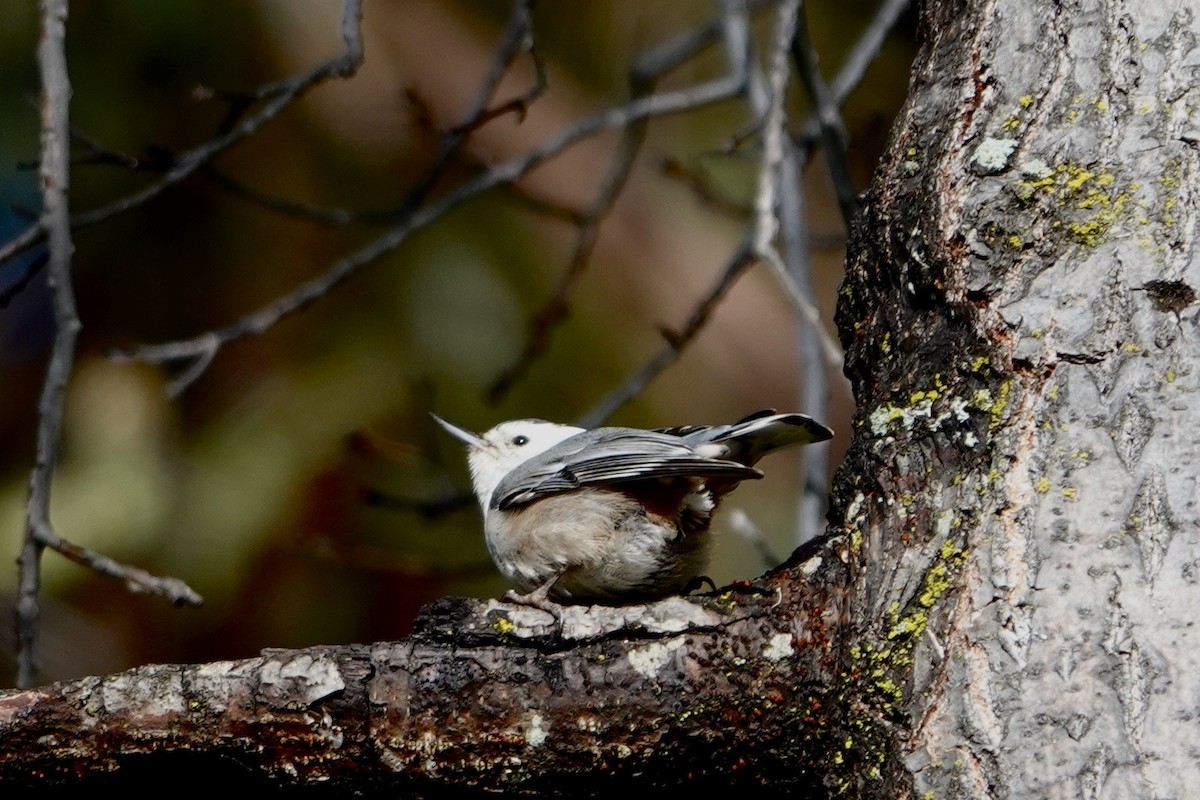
[432,409,834,607]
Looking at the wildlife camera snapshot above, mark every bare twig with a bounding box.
[483,133,642,406]
[205,166,378,227]
[0,252,47,308]
[581,0,900,533]
[632,0,775,81]
[204,1,536,238]
[0,224,43,271]
[0,0,365,272]
[112,19,750,394]
[399,0,543,219]
[793,0,911,151]
[485,75,657,405]
[573,1,780,428]
[486,1,760,407]
[499,183,590,224]
[659,156,752,218]
[577,239,756,428]
[16,0,75,692]
[16,0,204,689]
[791,5,860,225]
[748,0,798,280]
[743,0,840,547]
[748,0,842,369]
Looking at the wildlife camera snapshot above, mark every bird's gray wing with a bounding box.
[492,428,761,510]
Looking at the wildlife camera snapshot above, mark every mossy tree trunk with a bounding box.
[3,0,1199,796]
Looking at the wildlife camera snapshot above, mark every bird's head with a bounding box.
[431,414,584,507]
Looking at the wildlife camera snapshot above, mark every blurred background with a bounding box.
[0,0,914,685]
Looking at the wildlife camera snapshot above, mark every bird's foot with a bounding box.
[683,575,719,595]
[501,580,568,635]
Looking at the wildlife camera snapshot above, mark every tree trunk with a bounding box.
[835,0,1200,795]
[3,0,1199,796]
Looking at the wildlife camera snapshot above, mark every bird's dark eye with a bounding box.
[511,435,529,446]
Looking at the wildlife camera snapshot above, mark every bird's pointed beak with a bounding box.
[430,413,488,449]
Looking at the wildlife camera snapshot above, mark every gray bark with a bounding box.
[836,0,1200,796]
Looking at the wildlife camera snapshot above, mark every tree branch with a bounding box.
[15,0,204,692]
[0,0,365,271]
[0,544,851,793]
[791,5,860,226]
[109,17,752,395]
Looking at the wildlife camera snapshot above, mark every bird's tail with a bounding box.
[674,410,833,466]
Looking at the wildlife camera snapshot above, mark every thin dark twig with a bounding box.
[0,0,365,271]
[632,0,776,81]
[16,0,76,691]
[577,240,757,429]
[0,251,47,308]
[398,0,542,218]
[659,156,751,218]
[484,2,759,405]
[67,127,168,171]
[112,40,749,394]
[751,0,836,544]
[498,183,590,225]
[16,2,203,689]
[575,0,899,431]
[747,0,842,369]
[0,224,43,270]
[574,1,769,429]
[791,5,860,225]
[198,2,543,231]
[448,50,546,135]
[793,0,911,151]
[38,526,203,607]
[485,81,654,406]
[205,166,383,227]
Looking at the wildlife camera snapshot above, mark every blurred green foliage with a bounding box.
[0,0,914,685]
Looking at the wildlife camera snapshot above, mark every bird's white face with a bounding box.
[434,416,583,507]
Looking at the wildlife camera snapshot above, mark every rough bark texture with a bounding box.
[833,0,1200,796]
[0,550,857,796]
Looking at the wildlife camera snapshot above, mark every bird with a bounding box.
[432,409,833,607]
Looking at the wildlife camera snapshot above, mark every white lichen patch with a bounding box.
[627,638,685,679]
[869,391,982,451]
[101,667,185,716]
[1020,158,1053,178]
[526,712,549,747]
[543,595,746,641]
[972,137,1018,173]
[186,660,239,714]
[763,632,794,662]
[870,400,935,435]
[844,491,866,524]
[800,554,823,577]
[257,652,344,710]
